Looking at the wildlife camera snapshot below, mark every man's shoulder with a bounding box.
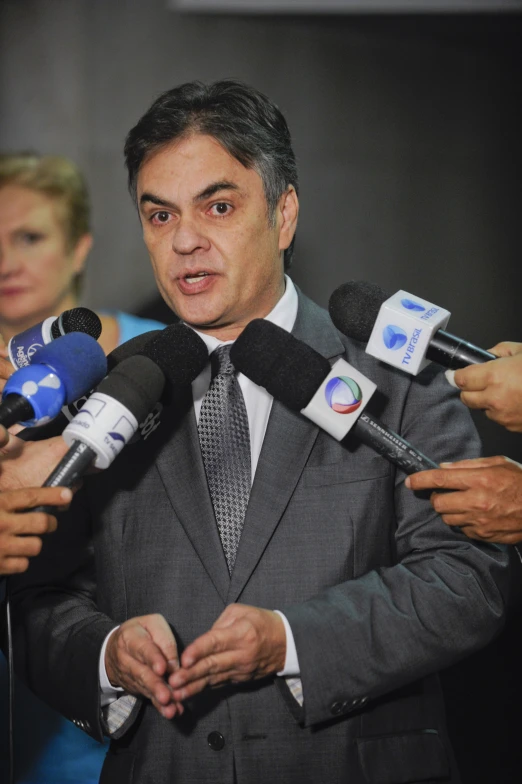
[293,286,415,393]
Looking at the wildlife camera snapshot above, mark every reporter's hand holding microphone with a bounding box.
[0,317,106,575]
[0,420,72,576]
[329,281,522,544]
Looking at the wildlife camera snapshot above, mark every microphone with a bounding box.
[230,319,438,474]
[328,281,496,375]
[0,333,107,429]
[8,307,102,369]
[41,324,208,489]
[16,329,163,442]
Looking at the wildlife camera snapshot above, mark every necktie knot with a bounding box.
[210,344,234,378]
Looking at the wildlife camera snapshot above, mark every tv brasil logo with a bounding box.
[325,376,363,414]
[400,298,425,312]
[382,325,408,350]
[383,323,423,366]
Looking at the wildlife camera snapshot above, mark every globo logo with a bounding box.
[324,376,363,414]
[400,298,425,312]
[383,325,408,350]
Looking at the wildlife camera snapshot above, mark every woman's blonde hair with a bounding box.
[0,152,91,250]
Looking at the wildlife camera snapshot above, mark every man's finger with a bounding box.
[172,649,235,688]
[137,614,179,671]
[439,456,514,470]
[1,533,44,558]
[487,341,522,358]
[0,486,73,513]
[118,623,171,677]
[430,489,481,516]
[12,511,58,536]
[0,556,29,574]
[180,628,234,669]
[459,390,490,411]
[406,469,474,492]
[453,363,492,392]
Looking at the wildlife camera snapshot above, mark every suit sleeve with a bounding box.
[282,365,511,728]
[3,487,117,743]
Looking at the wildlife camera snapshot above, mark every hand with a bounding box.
[0,434,70,491]
[488,341,522,359]
[0,355,14,395]
[405,456,522,544]
[105,614,184,719]
[450,343,522,432]
[168,604,286,701]
[0,485,73,575]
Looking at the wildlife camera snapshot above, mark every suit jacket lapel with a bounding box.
[227,288,346,602]
[154,387,231,603]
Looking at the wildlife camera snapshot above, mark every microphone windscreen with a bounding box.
[230,319,330,411]
[97,355,165,423]
[17,330,163,443]
[51,307,103,340]
[140,323,209,385]
[36,332,108,403]
[107,330,162,372]
[328,281,388,343]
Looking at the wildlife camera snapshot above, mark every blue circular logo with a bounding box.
[383,325,407,350]
[401,298,425,312]
[324,376,363,414]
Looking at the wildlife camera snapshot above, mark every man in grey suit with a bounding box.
[8,80,509,784]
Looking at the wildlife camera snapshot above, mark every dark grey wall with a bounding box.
[0,2,520,460]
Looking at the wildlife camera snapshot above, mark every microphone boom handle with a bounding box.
[0,396,35,429]
[31,441,97,514]
[353,413,439,474]
[43,440,97,488]
[427,330,496,369]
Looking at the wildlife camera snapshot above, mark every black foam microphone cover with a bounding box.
[328,281,388,343]
[97,354,166,423]
[230,319,330,411]
[106,330,162,372]
[18,330,162,442]
[139,323,209,386]
[50,307,103,340]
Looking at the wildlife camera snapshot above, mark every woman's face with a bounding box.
[0,184,91,329]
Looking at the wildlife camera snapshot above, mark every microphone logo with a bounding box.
[325,376,362,414]
[27,343,42,360]
[383,325,408,350]
[400,298,425,312]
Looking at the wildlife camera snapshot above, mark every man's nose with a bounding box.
[171,217,210,255]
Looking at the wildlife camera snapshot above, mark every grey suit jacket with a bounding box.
[8,290,509,784]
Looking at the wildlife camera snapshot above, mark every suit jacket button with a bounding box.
[208,731,225,751]
[330,701,346,715]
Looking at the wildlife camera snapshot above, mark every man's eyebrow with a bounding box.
[139,193,173,209]
[138,181,240,211]
[194,181,240,202]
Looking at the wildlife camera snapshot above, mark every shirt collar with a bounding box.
[191,275,298,355]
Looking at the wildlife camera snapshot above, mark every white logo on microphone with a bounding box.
[139,403,162,440]
[27,343,42,360]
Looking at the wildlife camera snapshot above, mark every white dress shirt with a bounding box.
[100,275,301,706]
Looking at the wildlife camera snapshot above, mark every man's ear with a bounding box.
[71,233,93,275]
[278,186,299,252]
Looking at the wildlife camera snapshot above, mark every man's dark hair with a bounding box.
[124,79,298,269]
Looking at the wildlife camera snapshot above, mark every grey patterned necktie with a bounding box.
[198,345,251,573]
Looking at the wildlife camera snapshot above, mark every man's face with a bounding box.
[137,133,298,341]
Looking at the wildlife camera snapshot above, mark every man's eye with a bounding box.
[210,203,231,216]
[151,211,171,224]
